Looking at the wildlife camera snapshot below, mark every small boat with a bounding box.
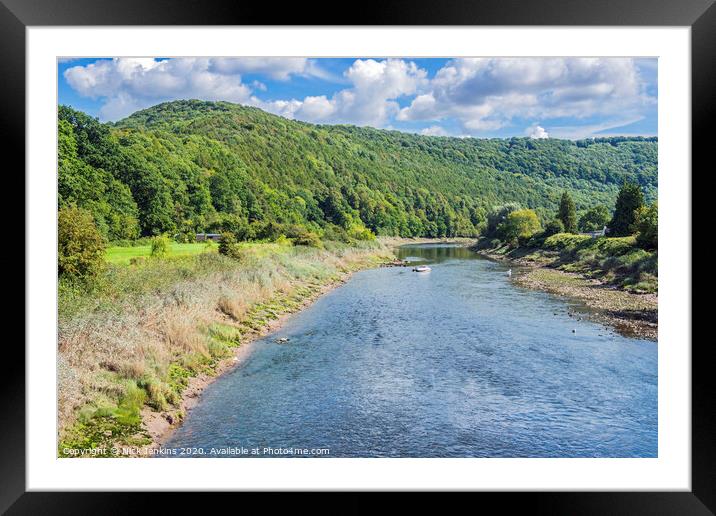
[412,265,432,273]
[506,269,512,277]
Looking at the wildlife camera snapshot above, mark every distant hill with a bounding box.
[58,100,657,240]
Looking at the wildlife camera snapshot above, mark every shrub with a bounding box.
[498,209,541,243]
[579,205,611,232]
[218,232,243,260]
[347,224,376,241]
[58,205,106,279]
[635,202,657,250]
[321,224,352,243]
[293,231,323,248]
[593,236,637,256]
[282,224,308,239]
[486,203,521,236]
[253,221,283,241]
[543,233,591,250]
[150,235,171,258]
[543,218,565,237]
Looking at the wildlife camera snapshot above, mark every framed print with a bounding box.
[5,0,713,511]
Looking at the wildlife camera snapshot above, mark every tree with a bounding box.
[609,182,644,236]
[218,232,243,259]
[579,205,611,232]
[486,203,521,237]
[58,205,105,279]
[498,209,541,243]
[635,202,657,250]
[557,191,577,233]
[56,103,657,241]
[543,218,565,237]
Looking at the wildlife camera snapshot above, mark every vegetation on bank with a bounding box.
[106,241,216,264]
[56,99,660,453]
[60,100,656,243]
[58,239,393,456]
[475,182,658,293]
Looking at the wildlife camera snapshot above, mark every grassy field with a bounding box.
[105,242,217,264]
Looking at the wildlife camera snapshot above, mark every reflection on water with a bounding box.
[165,244,657,457]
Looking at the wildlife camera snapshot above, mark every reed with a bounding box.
[57,240,393,455]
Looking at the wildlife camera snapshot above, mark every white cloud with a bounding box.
[63,57,656,136]
[210,57,331,81]
[397,58,655,135]
[419,125,449,137]
[261,59,429,127]
[251,80,267,91]
[63,57,334,120]
[527,125,549,139]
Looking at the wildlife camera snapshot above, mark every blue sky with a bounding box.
[58,57,657,139]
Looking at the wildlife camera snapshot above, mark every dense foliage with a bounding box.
[609,182,645,236]
[557,191,578,233]
[544,218,565,237]
[150,235,170,258]
[499,209,542,243]
[58,205,106,279]
[58,100,658,241]
[635,202,658,250]
[579,205,611,232]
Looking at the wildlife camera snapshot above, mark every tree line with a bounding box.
[59,100,657,241]
[58,100,658,278]
[482,182,657,250]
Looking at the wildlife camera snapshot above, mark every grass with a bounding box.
[105,242,217,265]
[476,233,657,294]
[58,239,393,455]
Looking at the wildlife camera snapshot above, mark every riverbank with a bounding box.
[164,241,657,458]
[146,237,475,450]
[58,240,395,457]
[143,275,357,451]
[474,238,657,340]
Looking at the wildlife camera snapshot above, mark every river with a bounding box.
[164,243,657,457]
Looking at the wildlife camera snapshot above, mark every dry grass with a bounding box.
[57,240,393,441]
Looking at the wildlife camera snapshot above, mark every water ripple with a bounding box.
[165,244,657,458]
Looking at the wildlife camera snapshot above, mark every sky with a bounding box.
[57,57,657,139]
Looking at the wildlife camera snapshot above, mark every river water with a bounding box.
[164,244,657,457]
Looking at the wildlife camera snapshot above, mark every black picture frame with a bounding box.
[4,0,711,512]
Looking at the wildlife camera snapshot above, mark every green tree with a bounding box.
[557,191,577,233]
[218,232,243,259]
[57,102,658,241]
[150,235,170,258]
[543,218,565,237]
[58,205,105,279]
[609,182,644,236]
[579,205,611,232]
[635,202,657,250]
[498,209,541,243]
[486,203,521,237]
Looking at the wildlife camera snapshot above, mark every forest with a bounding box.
[58,100,658,243]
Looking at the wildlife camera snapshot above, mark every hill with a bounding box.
[58,100,657,241]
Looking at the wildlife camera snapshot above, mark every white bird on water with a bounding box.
[506,269,512,277]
